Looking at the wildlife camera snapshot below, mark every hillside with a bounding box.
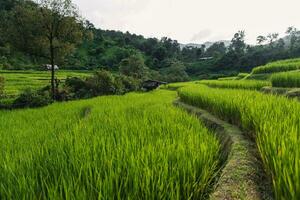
[2,0,300,199]
[1,0,300,82]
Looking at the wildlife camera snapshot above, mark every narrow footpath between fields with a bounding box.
[174,100,274,200]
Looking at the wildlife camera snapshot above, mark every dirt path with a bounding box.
[174,100,273,200]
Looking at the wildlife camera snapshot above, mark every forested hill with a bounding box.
[1,0,300,82]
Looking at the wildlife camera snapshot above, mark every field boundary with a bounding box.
[174,100,273,200]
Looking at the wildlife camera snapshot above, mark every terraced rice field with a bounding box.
[0,70,91,96]
[252,58,300,74]
[198,80,270,90]
[271,71,300,88]
[0,90,221,199]
[178,84,300,199]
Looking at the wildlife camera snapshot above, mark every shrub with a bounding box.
[64,71,142,100]
[115,75,140,94]
[65,77,89,99]
[12,89,52,108]
[119,54,149,79]
[161,60,189,83]
[86,70,116,96]
[65,70,120,99]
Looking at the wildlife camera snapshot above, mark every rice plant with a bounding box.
[0,76,4,96]
[0,70,91,96]
[218,73,250,81]
[236,73,249,80]
[178,85,300,199]
[162,81,197,90]
[217,76,237,81]
[271,71,300,88]
[0,90,220,199]
[198,80,270,90]
[252,58,300,74]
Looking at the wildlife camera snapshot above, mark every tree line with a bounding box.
[1,0,300,90]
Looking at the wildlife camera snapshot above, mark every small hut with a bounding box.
[142,80,167,91]
[42,64,59,71]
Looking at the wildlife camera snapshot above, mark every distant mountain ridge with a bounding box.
[180,40,231,49]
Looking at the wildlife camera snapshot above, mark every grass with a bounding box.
[271,71,300,88]
[162,81,198,90]
[0,70,92,97]
[244,73,272,80]
[0,76,4,96]
[252,58,300,74]
[178,84,300,199]
[218,73,250,81]
[236,73,250,80]
[197,80,271,90]
[0,89,221,199]
[217,76,237,81]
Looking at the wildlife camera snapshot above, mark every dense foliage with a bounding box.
[2,0,300,80]
[12,88,52,108]
[0,89,220,199]
[178,84,300,199]
[64,70,140,99]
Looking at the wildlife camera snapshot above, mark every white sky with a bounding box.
[73,0,300,44]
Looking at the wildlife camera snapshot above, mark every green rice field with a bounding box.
[2,57,300,199]
[197,80,271,90]
[0,70,91,96]
[251,58,300,74]
[0,90,220,199]
[271,71,300,88]
[178,84,300,199]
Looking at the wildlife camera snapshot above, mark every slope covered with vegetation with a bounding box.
[198,80,270,90]
[271,71,300,87]
[252,58,300,74]
[178,84,300,199]
[0,90,221,199]
[2,0,300,82]
[0,70,91,96]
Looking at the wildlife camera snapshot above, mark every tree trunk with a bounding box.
[50,38,55,100]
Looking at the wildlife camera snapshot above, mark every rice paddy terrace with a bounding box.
[0,70,91,97]
[1,58,300,199]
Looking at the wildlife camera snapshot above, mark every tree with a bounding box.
[267,33,279,48]
[119,54,149,80]
[286,26,300,51]
[205,42,226,57]
[160,59,189,82]
[152,46,167,62]
[35,0,83,99]
[276,38,285,50]
[257,35,267,45]
[86,70,116,96]
[229,30,246,55]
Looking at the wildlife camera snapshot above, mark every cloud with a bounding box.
[190,30,212,42]
[73,0,151,30]
[73,0,300,44]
